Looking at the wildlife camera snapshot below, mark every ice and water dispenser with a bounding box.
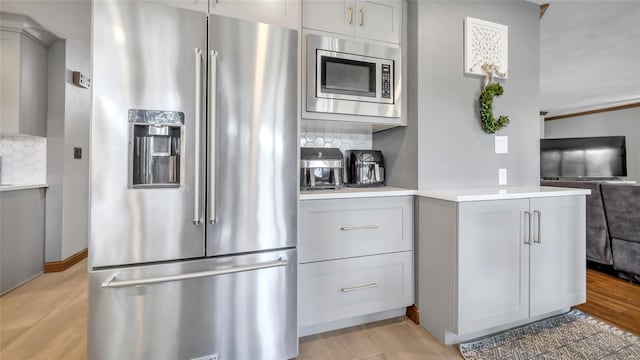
[128,109,184,188]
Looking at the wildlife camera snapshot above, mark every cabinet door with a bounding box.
[19,34,48,137]
[529,196,586,317]
[211,0,300,29]
[457,199,530,334]
[143,0,209,12]
[354,0,402,44]
[302,0,354,35]
[1,31,21,134]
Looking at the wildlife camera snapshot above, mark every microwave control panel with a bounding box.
[381,64,391,99]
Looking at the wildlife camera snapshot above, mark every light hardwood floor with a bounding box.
[1,261,638,359]
[1,258,87,359]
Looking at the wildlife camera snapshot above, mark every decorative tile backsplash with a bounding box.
[0,135,47,185]
[300,129,372,156]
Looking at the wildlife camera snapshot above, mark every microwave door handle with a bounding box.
[193,48,202,225]
[208,50,218,224]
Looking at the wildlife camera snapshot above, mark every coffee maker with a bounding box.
[345,150,385,187]
[300,147,344,190]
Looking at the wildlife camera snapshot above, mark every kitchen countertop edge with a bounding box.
[0,184,49,192]
[299,186,417,200]
[415,186,591,202]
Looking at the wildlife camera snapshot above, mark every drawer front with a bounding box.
[299,196,413,263]
[299,251,413,327]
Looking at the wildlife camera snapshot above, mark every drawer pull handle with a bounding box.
[340,225,379,231]
[341,283,378,292]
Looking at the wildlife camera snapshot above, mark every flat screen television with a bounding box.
[540,136,627,179]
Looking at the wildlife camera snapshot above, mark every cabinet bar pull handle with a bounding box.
[348,5,354,24]
[359,7,365,26]
[208,50,218,224]
[341,283,378,292]
[193,48,202,226]
[534,210,541,244]
[340,225,379,231]
[524,211,532,245]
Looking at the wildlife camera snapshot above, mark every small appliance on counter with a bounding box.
[345,150,385,187]
[300,147,344,190]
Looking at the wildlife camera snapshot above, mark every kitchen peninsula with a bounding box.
[415,186,590,344]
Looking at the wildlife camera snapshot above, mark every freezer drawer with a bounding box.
[299,251,413,327]
[88,249,297,360]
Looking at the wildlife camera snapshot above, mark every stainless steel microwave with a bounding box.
[306,34,401,118]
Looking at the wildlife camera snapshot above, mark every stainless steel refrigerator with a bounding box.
[88,1,298,359]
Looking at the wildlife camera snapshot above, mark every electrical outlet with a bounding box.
[495,136,508,154]
[499,168,508,185]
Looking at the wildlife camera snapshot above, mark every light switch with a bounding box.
[495,136,508,154]
[499,168,508,185]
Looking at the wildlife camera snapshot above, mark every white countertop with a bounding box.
[0,184,49,192]
[415,186,591,202]
[300,186,417,200]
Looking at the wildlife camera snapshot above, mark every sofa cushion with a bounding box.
[542,180,612,264]
[601,184,640,244]
[611,238,640,279]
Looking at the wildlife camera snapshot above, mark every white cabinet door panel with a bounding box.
[144,0,209,12]
[457,199,530,334]
[211,0,300,29]
[529,196,586,317]
[355,0,401,44]
[302,0,354,35]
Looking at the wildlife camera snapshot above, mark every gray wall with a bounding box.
[544,106,640,182]
[45,39,91,262]
[374,0,540,189]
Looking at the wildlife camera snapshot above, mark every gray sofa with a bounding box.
[601,184,640,281]
[541,180,612,265]
[542,180,639,281]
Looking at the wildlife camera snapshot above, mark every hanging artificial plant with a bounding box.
[479,83,509,134]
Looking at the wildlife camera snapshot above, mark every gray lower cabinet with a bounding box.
[1,188,46,294]
[417,195,586,344]
[299,196,414,335]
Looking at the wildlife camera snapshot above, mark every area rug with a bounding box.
[459,310,640,359]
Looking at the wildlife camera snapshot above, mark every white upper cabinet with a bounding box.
[0,31,48,137]
[145,0,209,12]
[302,0,354,35]
[209,0,300,30]
[355,0,402,43]
[303,0,402,44]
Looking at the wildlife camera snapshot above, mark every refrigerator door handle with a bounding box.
[208,50,218,224]
[102,257,288,289]
[193,48,203,225]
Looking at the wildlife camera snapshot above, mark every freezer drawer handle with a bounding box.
[341,282,378,292]
[101,258,288,289]
[340,225,379,231]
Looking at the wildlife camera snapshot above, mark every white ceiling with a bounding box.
[0,0,91,49]
[539,1,640,116]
